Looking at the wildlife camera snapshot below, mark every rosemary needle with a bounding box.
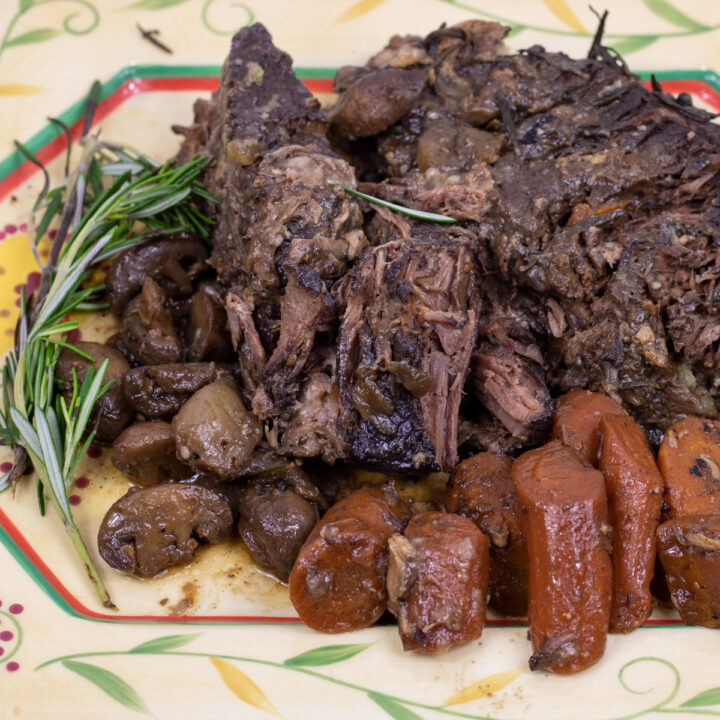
[329,181,457,224]
[0,83,216,608]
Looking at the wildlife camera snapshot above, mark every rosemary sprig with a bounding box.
[0,83,216,607]
[330,181,457,224]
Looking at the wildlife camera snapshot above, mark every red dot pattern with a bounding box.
[69,494,81,506]
[8,604,23,615]
[0,462,11,473]
[87,445,103,459]
[6,662,19,672]
[75,476,90,489]
[0,631,13,642]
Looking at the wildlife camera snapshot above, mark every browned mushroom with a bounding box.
[328,67,427,140]
[55,341,134,442]
[237,467,327,582]
[185,282,232,362]
[106,231,207,315]
[111,421,193,485]
[97,484,233,576]
[123,362,229,419]
[121,277,182,365]
[172,376,263,480]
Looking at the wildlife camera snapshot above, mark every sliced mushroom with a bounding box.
[55,341,134,442]
[173,377,263,480]
[111,421,193,485]
[106,231,208,315]
[123,362,230,419]
[185,282,232,362]
[121,277,182,365]
[98,484,233,576]
[237,467,327,582]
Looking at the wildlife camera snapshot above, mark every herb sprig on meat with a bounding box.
[0,82,215,607]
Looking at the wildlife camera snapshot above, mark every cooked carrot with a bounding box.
[656,514,720,628]
[446,452,527,617]
[658,417,720,518]
[513,441,612,674]
[289,485,410,633]
[387,512,489,653]
[552,389,625,466]
[599,414,663,633]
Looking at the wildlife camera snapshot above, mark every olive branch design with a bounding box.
[36,636,720,719]
[0,0,100,63]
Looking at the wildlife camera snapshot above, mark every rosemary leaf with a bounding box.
[330,181,457,224]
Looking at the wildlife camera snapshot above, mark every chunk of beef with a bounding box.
[336,226,479,472]
[330,20,720,433]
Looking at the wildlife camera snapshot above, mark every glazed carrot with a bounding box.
[289,485,410,633]
[656,514,720,628]
[552,389,625,466]
[599,414,663,633]
[446,452,527,617]
[387,512,489,653]
[658,417,720,518]
[513,441,612,674]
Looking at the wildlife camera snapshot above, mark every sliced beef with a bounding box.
[336,226,479,472]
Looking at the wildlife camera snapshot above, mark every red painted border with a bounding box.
[0,76,335,203]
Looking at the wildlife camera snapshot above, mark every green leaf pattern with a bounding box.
[284,643,373,667]
[4,28,61,47]
[129,634,202,654]
[368,693,425,720]
[681,687,720,708]
[62,660,150,714]
[642,0,710,32]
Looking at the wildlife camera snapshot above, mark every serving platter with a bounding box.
[2,2,720,717]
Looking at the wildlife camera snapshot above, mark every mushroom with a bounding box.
[106,231,207,315]
[111,421,193,485]
[237,467,327,582]
[121,277,182,365]
[97,484,233,576]
[185,282,232,362]
[172,376,263,480]
[123,362,229,419]
[55,341,134,442]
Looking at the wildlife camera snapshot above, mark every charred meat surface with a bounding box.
[446,452,528,617]
[173,377,263,480]
[55,341,134,442]
[237,467,327,582]
[111,421,193,485]
[387,511,489,653]
[336,227,479,473]
[289,485,410,632]
[98,484,233,576]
